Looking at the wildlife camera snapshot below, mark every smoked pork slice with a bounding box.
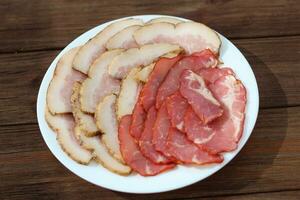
[156,49,218,108]
[165,91,189,131]
[140,54,182,111]
[135,63,155,83]
[130,101,147,140]
[119,115,175,176]
[45,108,92,164]
[73,18,143,74]
[167,128,223,164]
[139,107,173,164]
[197,67,234,84]
[47,47,85,114]
[180,69,223,124]
[134,21,221,54]
[80,49,123,113]
[108,43,181,79]
[147,17,184,25]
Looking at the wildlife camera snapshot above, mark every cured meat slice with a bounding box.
[156,49,218,108]
[152,102,174,159]
[73,18,143,74]
[197,67,234,84]
[134,22,221,54]
[108,43,181,79]
[167,128,223,164]
[180,69,223,124]
[80,49,123,113]
[140,54,182,111]
[147,17,184,25]
[116,67,142,120]
[47,47,85,114]
[106,25,142,50]
[119,115,175,176]
[135,63,155,83]
[139,107,172,164]
[71,82,98,136]
[75,127,131,175]
[95,94,124,163]
[45,107,92,164]
[130,101,146,140]
[166,91,189,131]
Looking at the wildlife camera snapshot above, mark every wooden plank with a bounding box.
[0,36,299,125]
[1,106,299,199]
[1,0,300,52]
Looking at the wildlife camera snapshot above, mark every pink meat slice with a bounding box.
[140,55,182,111]
[119,115,175,176]
[167,128,223,164]
[130,101,147,140]
[165,91,189,131]
[156,49,218,109]
[180,69,223,124]
[139,106,173,164]
[197,67,234,84]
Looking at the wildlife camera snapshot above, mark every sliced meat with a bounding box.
[130,100,147,140]
[134,21,221,54]
[147,17,184,25]
[106,25,142,50]
[80,49,123,113]
[165,91,189,131]
[75,127,131,175]
[135,63,155,83]
[116,67,142,120]
[119,115,175,176]
[197,67,234,84]
[71,82,98,136]
[180,69,223,124]
[47,47,86,114]
[140,54,182,111]
[73,18,143,74]
[108,43,181,79]
[167,128,223,164]
[45,107,92,164]
[95,94,124,163]
[139,107,172,164]
[156,49,218,108]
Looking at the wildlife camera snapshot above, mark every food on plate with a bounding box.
[119,115,175,176]
[47,47,85,114]
[73,18,143,74]
[80,49,123,113]
[108,43,181,79]
[95,94,124,162]
[71,82,98,136]
[44,17,247,177]
[134,22,221,54]
[45,108,92,164]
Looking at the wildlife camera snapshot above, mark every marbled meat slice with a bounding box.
[180,69,223,124]
[119,115,175,176]
[130,100,147,140]
[165,91,189,131]
[139,107,173,164]
[197,67,234,84]
[140,54,182,111]
[156,49,218,109]
[167,128,223,164]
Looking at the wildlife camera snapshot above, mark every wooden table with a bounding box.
[1,0,299,199]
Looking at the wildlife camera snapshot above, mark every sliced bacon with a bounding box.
[165,91,189,131]
[119,115,175,176]
[140,55,182,111]
[139,107,172,164]
[130,101,147,140]
[167,128,223,164]
[197,67,234,84]
[156,49,218,109]
[180,69,223,124]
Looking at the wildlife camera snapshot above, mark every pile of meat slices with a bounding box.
[45,17,247,176]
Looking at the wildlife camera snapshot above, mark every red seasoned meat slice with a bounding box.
[180,69,223,124]
[140,55,182,111]
[119,115,175,176]
[167,128,223,164]
[139,107,173,164]
[197,67,234,84]
[130,101,147,140]
[156,49,218,109]
[166,91,189,131]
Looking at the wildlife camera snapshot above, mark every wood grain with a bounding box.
[1,0,300,52]
[1,106,299,199]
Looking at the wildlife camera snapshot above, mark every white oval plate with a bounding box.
[37,15,259,194]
